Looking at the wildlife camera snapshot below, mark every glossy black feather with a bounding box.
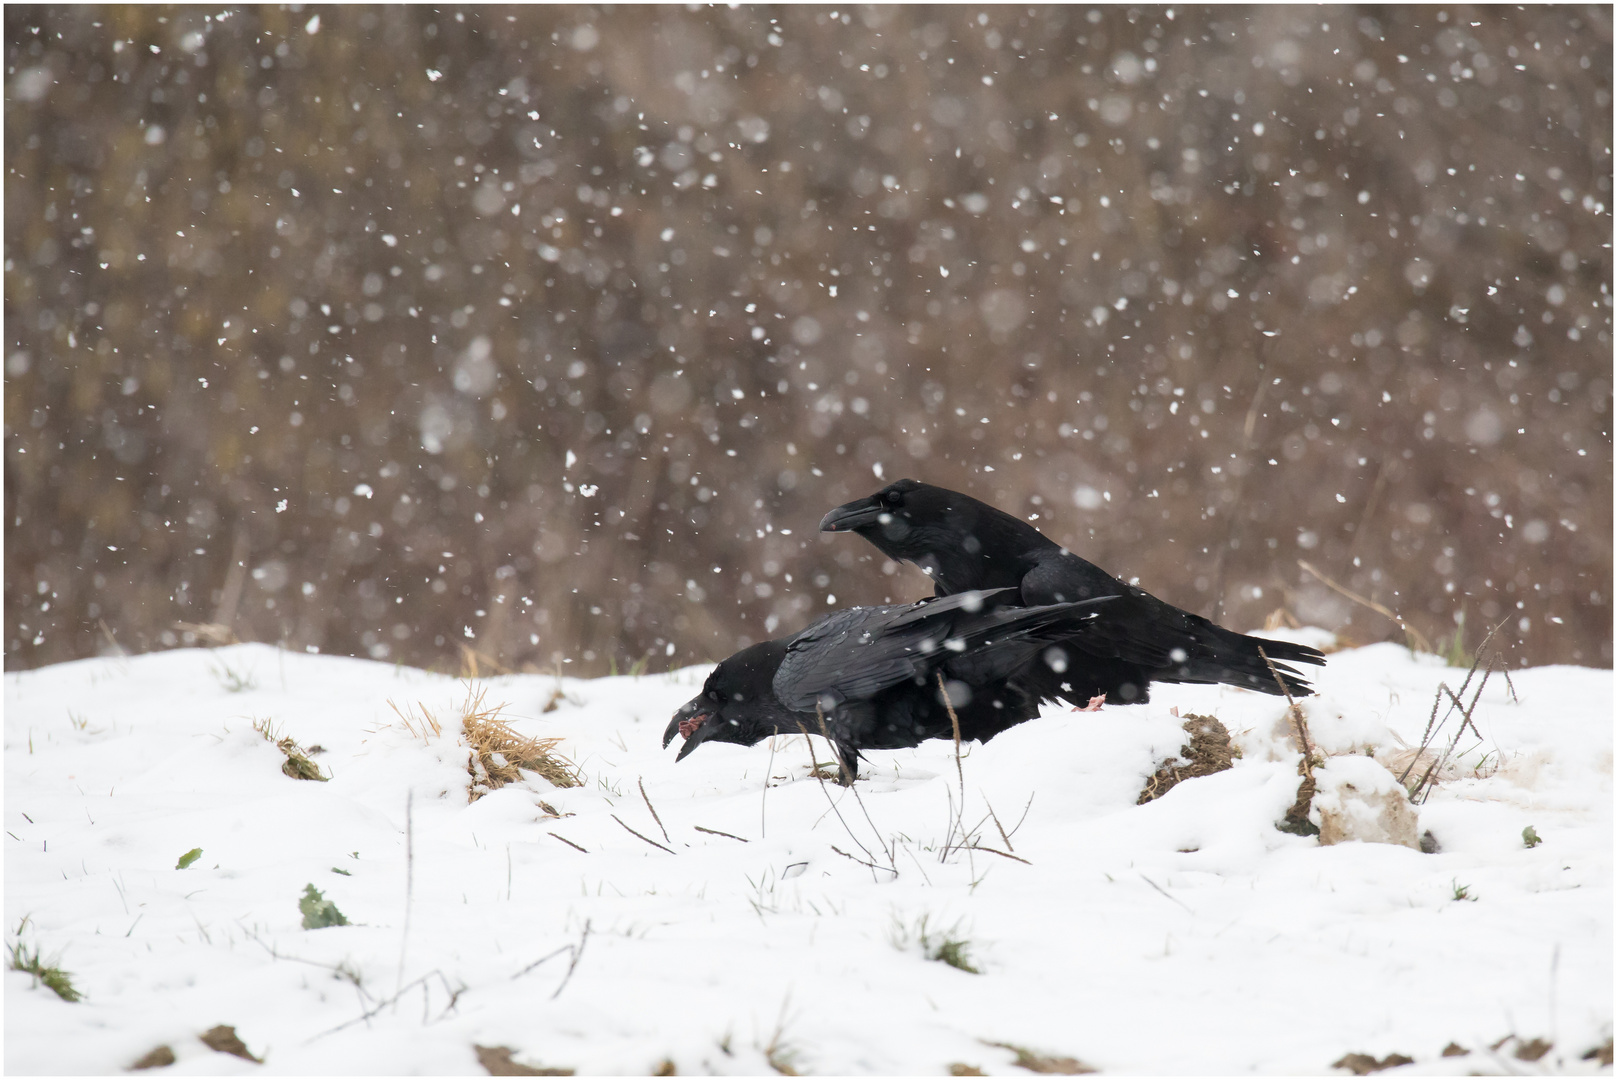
[820,479,1325,704]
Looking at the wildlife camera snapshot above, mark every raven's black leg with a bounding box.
[832,739,859,787]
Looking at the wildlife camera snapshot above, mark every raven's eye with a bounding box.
[882,489,903,506]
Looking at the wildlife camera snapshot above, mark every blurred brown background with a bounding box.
[5,5,1611,675]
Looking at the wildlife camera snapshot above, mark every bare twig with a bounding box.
[510,945,572,981]
[547,831,588,853]
[963,843,1030,865]
[550,920,590,1000]
[798,712,894,876]
[1006,792,1035,840]
[1298,558,1434,654]
[846,773,895,867]
[1258,646,1319,835]
[309,969,461,1040]
[611,814,676,854]
[936,673,974,862]
[693,825,748,842]
[829,844,890,873]
[808,704,899,866]
[1256,646,1313,764]
[638,777,670,843]
[1401,617,1509,796]
[396,790,413,998]
[761,735,776,838]
[1139,871,1193,914]
[986,799,1016,853]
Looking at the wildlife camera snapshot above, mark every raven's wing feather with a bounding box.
[774,591,1112,711]
[774,590,1009,710]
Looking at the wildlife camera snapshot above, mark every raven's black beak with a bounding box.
[665,694,716,761]
[819,495,884,533]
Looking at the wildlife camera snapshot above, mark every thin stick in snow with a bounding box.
[548,831,588,853]
[965,843,1030,865]
[1139,870,1193,914]
[396,789,413,998]
[693,825,748,842]
[800,713,894,877]
[611,813,676,854]
[936,673,971,861]
[638,776,670,843]
[550,919,590,1000]
[1256,646,1313,764]
[761,736,776,838]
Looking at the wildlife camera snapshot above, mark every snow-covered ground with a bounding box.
[5,638,1611,1075]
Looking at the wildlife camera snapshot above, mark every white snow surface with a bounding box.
[5,640,1611,1075]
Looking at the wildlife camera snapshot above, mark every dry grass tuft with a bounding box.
[388,699,443,742]
[1138,714,1236,804]
[462,686,581,802]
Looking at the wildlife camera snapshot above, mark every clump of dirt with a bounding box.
[1137,714,1236,804]
[277,737,326,781]
[1331,1051,1413,1074]
[200,1025,259,1063]
[982,1040,1095,1075]
[474,1044,573,1076]
[129,1045,176,1070]
[1277,771,1320,836]
[251,718,327,781]
[462,687,581,802]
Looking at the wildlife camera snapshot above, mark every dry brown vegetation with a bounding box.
[5,7,1609,675]
[459,686,581,801]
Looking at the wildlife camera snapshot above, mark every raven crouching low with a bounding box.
[820,479,1325,705]
[663,588,1115,784]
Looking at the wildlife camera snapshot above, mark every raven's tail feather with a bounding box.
[1156,628,1325,696]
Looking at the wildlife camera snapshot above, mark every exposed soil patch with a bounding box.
[1138,714,1236,804]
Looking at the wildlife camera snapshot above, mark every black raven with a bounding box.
[820,479,1325,704]
[663,588,1115,783]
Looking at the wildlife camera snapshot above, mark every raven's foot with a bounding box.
[1071,694,1106,713]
